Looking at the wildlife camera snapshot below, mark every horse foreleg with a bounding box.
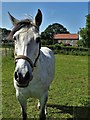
[17,96,27,120]
[21,105,27,120]
[39,92,48,120]
[37,100,40,110]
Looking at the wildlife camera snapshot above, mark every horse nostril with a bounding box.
[25,71,30,80]
[14,72,18,80]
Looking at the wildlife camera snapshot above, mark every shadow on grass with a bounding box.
[47,103,90,120]
[1,104,90,120]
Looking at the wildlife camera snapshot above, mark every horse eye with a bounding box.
[36,37,40,43]
[13,36,16,40]
[15,61,17,65]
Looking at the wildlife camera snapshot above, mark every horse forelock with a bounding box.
[8,19,35,40]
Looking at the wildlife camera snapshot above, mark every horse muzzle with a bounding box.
[14,71,33,87]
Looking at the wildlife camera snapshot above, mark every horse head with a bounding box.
[8,9,42,87]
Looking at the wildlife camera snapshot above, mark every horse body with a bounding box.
[14,47,54,99]
[8,9,55,120]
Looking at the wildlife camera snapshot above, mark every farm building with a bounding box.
[54,34,79,46]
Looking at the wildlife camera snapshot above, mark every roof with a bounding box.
[54,34,79,40]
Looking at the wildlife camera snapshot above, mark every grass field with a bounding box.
[2,54,89,119]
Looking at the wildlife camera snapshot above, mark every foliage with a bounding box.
[79,14,90,47]
[79,28,87,47]
[46,44,88,56]
[0,27,11,38]
[41,23,69,45]
[86,14,90,47]
[0,27,11,44]
[2,53,88,119]
[77,39,84,47]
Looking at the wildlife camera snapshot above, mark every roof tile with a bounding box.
[54,34,79,40]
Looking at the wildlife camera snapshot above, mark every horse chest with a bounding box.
[15,74,47,99]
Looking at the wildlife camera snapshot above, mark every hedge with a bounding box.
[46,44,89,56]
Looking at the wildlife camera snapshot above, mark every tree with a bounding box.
[79,27,87,47]
[79,14,90,47]
[41,23,70,45]
[86,14,90,47]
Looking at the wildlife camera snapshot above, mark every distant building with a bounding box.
[54,34,79,46]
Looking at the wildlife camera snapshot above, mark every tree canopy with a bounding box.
[79,14,90,47]
[41,23,70,45]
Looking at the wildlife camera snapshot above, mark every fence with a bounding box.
[1,43,14,57]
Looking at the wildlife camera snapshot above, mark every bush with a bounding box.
[47,44,88,56]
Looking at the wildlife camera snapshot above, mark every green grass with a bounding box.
[2,54,89,119]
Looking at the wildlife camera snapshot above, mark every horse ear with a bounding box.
[35,9,42,27]
[8,12,19,26]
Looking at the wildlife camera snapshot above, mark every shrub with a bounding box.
[47,44,88,56]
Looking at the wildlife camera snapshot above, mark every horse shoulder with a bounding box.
[38,47,55,85]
